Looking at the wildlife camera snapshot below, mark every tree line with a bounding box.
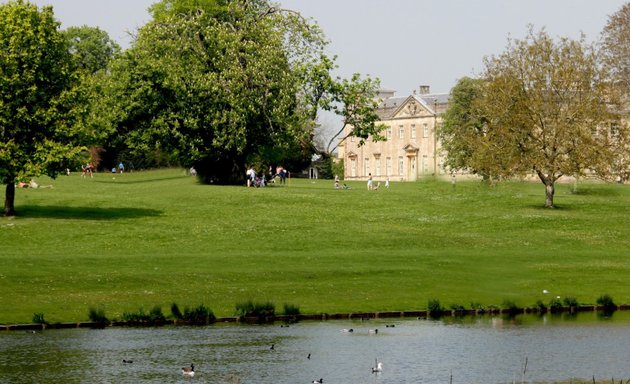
[2,0,630,215]
[1,0,385,215]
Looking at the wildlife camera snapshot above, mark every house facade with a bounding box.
[338,86,449,181]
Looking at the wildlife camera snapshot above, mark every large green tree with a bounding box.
[0,0,85,216]
[63,26,124,169]
[96,0,383,183]
[438,77,489,177]
[442,29,617,208]
[99,1,305,183]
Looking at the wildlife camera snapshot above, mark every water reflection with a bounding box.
[1,312,630,383]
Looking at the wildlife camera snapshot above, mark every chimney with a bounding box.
[419,85,430,94]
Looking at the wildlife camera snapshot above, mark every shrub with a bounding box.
[235,300,275,322]
[282,303,300,316]
[122,306,166,325]
[450,304,466,316]
[171,303,183,320]
[470,302,486,314]
[183,305,216,324]
[32,312,46,324]
[502,300,520,316]
[148,306,166,323]
[235,300,254,317]
[88,307,109,323]
[596,294,617,313]
[427,299,443,318]
[562,296,578,307]
[549,297,563,313]
[535,300,547,312]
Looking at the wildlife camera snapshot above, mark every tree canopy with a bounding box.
[600,2,630,183]
[0,0,86,216]
[440,28,619,208]
[64,25,121,75]
[92,0,384,184]
[601,2,630,97]
[326,73,385,154]
[438,77,488,177]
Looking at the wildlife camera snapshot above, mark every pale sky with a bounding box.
[17,0,628,96]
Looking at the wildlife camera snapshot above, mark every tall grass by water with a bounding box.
[1,168,629,324]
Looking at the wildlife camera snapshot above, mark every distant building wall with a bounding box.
[340,86,449,181]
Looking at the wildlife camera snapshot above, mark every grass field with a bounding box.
[1,168,630,324]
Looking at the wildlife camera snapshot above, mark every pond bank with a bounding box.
[2,304,629,332]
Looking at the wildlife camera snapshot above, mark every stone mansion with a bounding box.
[338,85,449,181]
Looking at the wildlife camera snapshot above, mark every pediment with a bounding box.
[403,143,419,152]
[346,151,357,158]
[391,96,434,119]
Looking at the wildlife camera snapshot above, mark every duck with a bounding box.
[341,328,354,333]
[122,359,133,364]
[270,344,275,350]
[372,361,383,373]
[181,363,195,377]
[368,329,378,334]
[312,379,323,383]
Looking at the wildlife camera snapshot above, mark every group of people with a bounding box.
[17,179,53,189]
[81,162,127,177]
[246,165,288,187]
[334,174,390,190]
[111,162,124,174]
[366,174,390,190]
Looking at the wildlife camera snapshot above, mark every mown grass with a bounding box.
[1,168,629,324]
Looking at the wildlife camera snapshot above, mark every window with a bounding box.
[398,156,404,175]
[386,157,392,176]
[399,125,404,139]
[350,158,357,177]
[422,155,428,173]
[611,123,620,138]
[423,123,429,138]
[411,124,416,139]
[364,158,370,176]
[375,157,381,176]
[386,126,392,139]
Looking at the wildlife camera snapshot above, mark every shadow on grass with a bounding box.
[92,175,188,185]
[568,186,622,197]
[17,205,162,220]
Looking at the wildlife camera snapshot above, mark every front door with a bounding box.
[408,156,417,181]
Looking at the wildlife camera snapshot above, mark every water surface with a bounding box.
[1,312,630,383]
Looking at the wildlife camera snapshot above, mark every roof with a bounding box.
[375,92,449,120]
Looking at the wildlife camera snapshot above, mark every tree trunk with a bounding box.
[544,182,555,208]
[4,183,16,216]
[536,170,556,208]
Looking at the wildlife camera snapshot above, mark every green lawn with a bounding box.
[1,168,629,324]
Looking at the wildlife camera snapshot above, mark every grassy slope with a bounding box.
[1,169,629,324]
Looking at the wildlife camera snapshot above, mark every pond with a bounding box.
[1,312,630,383]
